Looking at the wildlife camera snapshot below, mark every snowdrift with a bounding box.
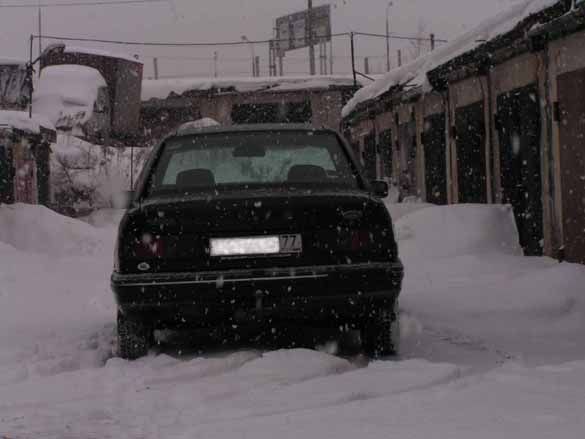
[394,203,522,258]
[395,203,585,363]
[0,110,55,133]
[0,203,111,257]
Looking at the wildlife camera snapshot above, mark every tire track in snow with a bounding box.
[399,309,515,374]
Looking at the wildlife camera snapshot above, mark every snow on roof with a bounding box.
[142,75,362,101]
[342,0,560,117]
[64,45,143,64]
[177,118,221,132]
[0,58,26,66]
[33,65,107,131]
[0,110,55,134]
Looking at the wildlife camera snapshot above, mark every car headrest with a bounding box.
[176,169,216,188]
[287,165,327,183]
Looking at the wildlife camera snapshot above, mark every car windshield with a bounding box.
[147,130,359,196]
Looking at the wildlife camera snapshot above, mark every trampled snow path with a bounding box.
[1,203,585,438]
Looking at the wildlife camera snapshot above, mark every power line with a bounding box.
[34,33,352,47]
[0,0,166,7]
[33,31,448,47]
[354,31,448,43]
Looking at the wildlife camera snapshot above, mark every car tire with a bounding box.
[362,304,399,358]
[117,312,151,360]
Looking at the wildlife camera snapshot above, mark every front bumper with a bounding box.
[111,261,404,326]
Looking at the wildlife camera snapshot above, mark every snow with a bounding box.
[143,75,362,101]
[0,110,55,134]
[0,203,108,257]
[392,203,523,258]
[0,58,25,66]
[50,134,150,213]
[33,65,107,132]
[64,45,143,64]
[1,201,585,437]
[178,117,221,131]
[342,0,561,117]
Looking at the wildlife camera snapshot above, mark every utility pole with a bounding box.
[269,43,273,77]
[213,52,218,77]
[308,0,316,75]
[430,33,436,51]
[329,38,334,75]
[153,58,159,80]
[386,1,393,72]
[279,53,284,76]
[350,32,357,88]
[364,57,370,75]
[38,5,42,77]
[323,40,328,75]
[28,35,34,118]
[397,49,402,67]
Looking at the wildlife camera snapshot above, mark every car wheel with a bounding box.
[362,304,399,358]
[117,311,151,360]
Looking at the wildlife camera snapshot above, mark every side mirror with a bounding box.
[371,180,389,198]
[113,190,135,209]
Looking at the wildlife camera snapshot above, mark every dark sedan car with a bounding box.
[111,124,403,359]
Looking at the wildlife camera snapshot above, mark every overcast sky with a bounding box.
[1,0,521,78]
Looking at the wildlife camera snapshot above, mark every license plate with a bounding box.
[279,234,302,254]
[210,234,302,257]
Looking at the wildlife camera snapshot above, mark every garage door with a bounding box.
[455,102,487,203]
[557,69,585,264]
[497,84,543,256]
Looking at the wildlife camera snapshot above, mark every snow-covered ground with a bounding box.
[1,202,585,438]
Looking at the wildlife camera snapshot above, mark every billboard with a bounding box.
[275,4,332,54]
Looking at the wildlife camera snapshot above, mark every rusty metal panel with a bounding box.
[0,131,14,204]
[378,129,393,180]
[12,138,37,204]
[363,131,377,181]
[557,69,585,264]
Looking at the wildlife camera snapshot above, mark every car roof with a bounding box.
[171,123,333,138]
